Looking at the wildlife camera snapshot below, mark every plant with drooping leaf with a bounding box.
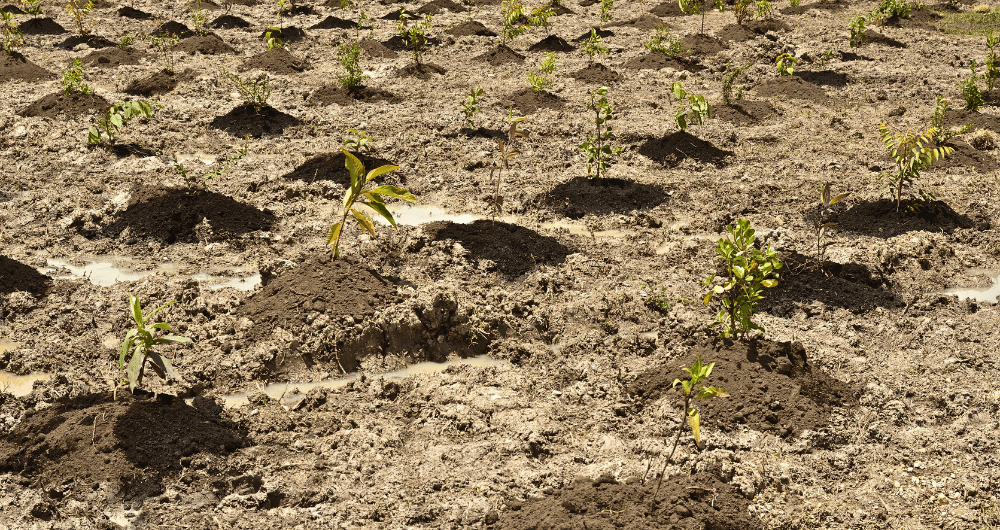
[580,86,621,179]
[672,81,710,131]
[490,116,529,218]
[343,127,372,154]
[88,100,161,147]
[775,52,796,75]
[117,294,191,394]
[1,10,24,56]
[877,123,953,212]
[811,183,849,264]
[327,149,416,259]
[701,219,782,339]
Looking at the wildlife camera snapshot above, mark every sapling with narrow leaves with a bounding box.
[497,0,551,46]
[930,96,972,145]
[88,101,161,147]
[223,68,271,111]
[146,25,181,73]
[721,61,751,105]
[678,0,724,35]
[188,1,209,36]
[877,123,953,212]
[117,294,190,394]
[583,28,608,64]
[672,82,710,131]
[20,0,43,18]
[65,0,94,35]
[337,40,364,87]
[644,24,686,57]
[397,9,433,66]
[959,60,985,111]
[600,0,614,25]
[461,86,484,129]
[490,116,528,218]
[527,52,556,93]
[849,15,868,47]
[1,10,24,55]
[343,128,372,154]
[173,135,250,192]
[986,31,1000,92]
[327,149,417,259]
[579,86,621,179]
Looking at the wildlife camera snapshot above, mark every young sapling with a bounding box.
[396,9,433,66]
[61,59,92,96]
[644,24,686,57]
[88,101,161,147]
[930,96,972,145]
[490,116,529,218]
[849,15,868,47]
[1,10,24,55]
[721,61,751,105]
[526,52,556,93]
[172,135,251,192]
[65,0,94,35]
[672,82,710,131]
[579,86,621,179]
[223,68,271,111]
[583,28,608,65]
[810,183,849,264]
[117,294,191,394]
[461,86,484,129]
[959,60,985,111]
[343,128,372,154]
[877,123,953,212]
[775,52,796,75]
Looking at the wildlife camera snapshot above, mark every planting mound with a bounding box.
[718,23,756,43]
[528,34,574,52]
[944,108,1000,132]
[497,473,763,530]
[859,29,906,48]
[125,68,192,97]
[154,21,193,39]
[0,391,246,501]
[681,33,726,54]
[0,51,53,83]
[713,100,777,125]
[505,88,564,113]
[58,34,115,50]
[624,53,702,72]
[632,339,859,438]
[360,39,398,58]
[610,13,665,30]
[477,44,525,65]
[118,6,153,19]
[0,256,51,296]
[639,131,734,168]
[446,20,496,37]
[423,220,573,279]
[210,104,301,138]
[18,17,65,35]
[306,85,398,106]
[573,27,614,41]
[773,251,899,314]
[753,76,830,104]
[281,151,404,186]
[176,34,235,55]
[211,14,252,29]
[19,92,110,119]
[310,16,356,29]
[258,27,307,43]
[648,0,686,17]
[838,199,981,239]
[936,139,1000,172]
[102,187,276,244]
[397,62,447,79]
[240,48,310,75]
[570,62,622,84]
[796,69,850,88]
[78,47,144,68]
[236,254,401,339]
[417,0,466,14]
[541,177,670,218]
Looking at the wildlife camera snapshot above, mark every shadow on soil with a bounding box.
[0,256,52,296]
[639,131,734,167]
[540,176,670,218]
[768,251,900,314]
[837,199,984,239]
[281,152,403,187]
[423,220,573,279]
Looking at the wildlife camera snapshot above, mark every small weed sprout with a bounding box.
[1,10,25,55]
[789,0,800,6]
[264,28,283,49]
[527,52,556,93]
[117,294,191,394]
[818,49,834,66]
[343,128,372,154]
[336,40,364,87]
[461,86,484,129]
[986,31,1000,92]
[644,283,672,313]
[583,28,608,65]
[877,123,953,212]
[701,219,782,339]
[672,82,710,131]
[644,25,686,57]
[173,135,250,192]
[579,86,621,179]
[188,1,209,36]
[223,68,271,111]
[65,0,94,35]
[931,96,972,144]
[959,60,985,111]
[721,61,751,105]
[147,26,181,73]
[775,52,796,75]
[397,9,433,66]
[849,15,868,47]
[61,59,92,96]
[118,33,138,49]
[326,149,416,259]
[88,101,161,147]
[490,116,529,217]
[810,183,849,264]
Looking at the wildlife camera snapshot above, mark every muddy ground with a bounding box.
[1,0,1000,527]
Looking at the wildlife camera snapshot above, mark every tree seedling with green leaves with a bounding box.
[775,52,796,75]
[721,60,751,105]
[88,101,161,147]
[701,219,782,339]
[930,96,972,145]
[61,59,92,96]
[327,149,416,259]
[497,0,551,47]
[336,40,364,87]
[959,60,985,111]
[461,86,484,129]
[172,135,251,193]
[527,52,556,93]
[650,354,728,504]
[397,9,433,66]
[600,0,614,25]
[117,294,191,395]
[678,0,725,35]
[985,31,1000,92]
[672,82,710,131]
[65,0,94,35]
[146,24,181,73]
[849,15,868,47]
[877,123,953,212]
[188,1,209,36]
[264,0,290,48]
[644,24,686,57]
[583,28,608,65]
[343,128,372,154]
[810,183,849,265]
[580,86,621,179]
[223,68,271,111]
[20,0,43,18]
[490,116,529,218]
[733,0,769,24]
[1,10,24,55]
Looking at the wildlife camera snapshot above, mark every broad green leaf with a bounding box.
[129,294,143,327]
[689,409,701,446]
[326,222,342,246]
[713,285,724,294]
[367,185,416,202]
[703,292,713,305]
[341,148,365,190]
[118,331,137,366]
[87,127,101,145]
[363,200,395,227]
[150,322,172,331]
[126,348,144,392]
[351,208,376,236]
[154,335,191,344]
[761,279,778,288]
[365,164,400,184]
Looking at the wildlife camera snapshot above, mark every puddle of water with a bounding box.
[190,273,262,292]
[0,339,51,397]
[219,356,508,409]
[943,274,1000,303]
[42,258,260,291]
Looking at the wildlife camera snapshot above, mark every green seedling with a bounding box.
[877,123,953,212]
[644,24,686,57]
[461,86,484,129]
[931,96,972,144]
[490,116,529,218]
[188,1,209,36]
[789,0,800,6]
[88,101,161,147]
[396,9,433,66]
[497,0,551,46]
[986,31,1000,91]
[701,219,782,339]
[600,0,614,24]
[775,52,796,75]
[644,283,672,313]
[264,27,284,49]
[146,25,181,73]
[811,183,849,264]
[678,0,725,35]
[583,28,608,65]
[580,86,621,179]
[672,81,710,131]
[173,136,250,192]
[327,149,416,259]
[118,33,138,49]
[117,294,190,394]
[721,60,751,105]
[275,0,290,29]
[959,60,985,111]
[336,40,364,87]
[20,0,43,18]
[65,0,94,35]
[877,0,909,18]
[223,68,271,111]
[1,10,24,56]
[343,128,372,154]
[756,0,773,19]
[61,59,92,96]
[849,15,868,47]
[818,49,834,66]
[527,52,556,93]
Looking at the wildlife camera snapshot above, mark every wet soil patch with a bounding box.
[935,139,999,172]
[837,199,979,239]
[505,87,564,113]
[210,104,301,138]
[281,151,404,186]
[476,44,525,65]
[240,47,311,74]
[360,38,398,58]
[423,220,572,279]
[102,187,276,243]
[154,21,193,39]
[0,256,52,296]
[78,46,144,68]
[570,62,622,84]
[609,13,665,30]
[118,6,154,19]
[57,34,115,50]
[859,29,906,48]
[19,17,65,35]
[681,33,726,54]
[211,14,252,29]
[258,26,307,43]
[237,254,401,340]
[624,53,703,72]
[310,16,356,29]
[0,51,53,83]
[497,473,763,530]
[632,339,859,438]
[648,0,688,17]
[753,76,830,104]
[0,391,246,501]
[772,251,898,314]
[176,34,236,55]
[417,0,467,14]
[125,68,192,97]
[795,69,849,88]
[573,27,614,41]
[306,84,398,106]
[446,20,496,37]
[541,176,669,218]
[944,108,1000,133]
[19,92,110,119]
[713,100,777,125]
[528,34,573,52]
[639,131,734,168]
[397,62,447,79]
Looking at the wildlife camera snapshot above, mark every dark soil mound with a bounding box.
[78,47,144,68]
[745,19,791,33]
[632,339,859,438]
[383,34,441,50]
[774,251,899,313]
[933,139,999,172]
[477,44,525,65]
[610,13,665,30]
[210,104,300,138]
[551,3,574,14]
[796,69,849,87]
[176,34,235,54]
[505,87,564,113]
[573,27,614,41]
[528,34,573,52]
[681,33,726,54]
[753,76,829,104]
[570,62,622,84]
[0,256,51,296]
[210,14,252,29]
[118,6,154,19]
[287,4,317,15]
[306,85,398,106]
[648,0,687,16]
[237,254,401,339]
[446,20,496,37]
[240,47,310,74]
[103,187,276,244]
[887,8,942,30]
[125,68,191,97]
[19,17,65,35]
[58,34,115,49]
[360,39,398,58]
[0,391,246,501]
[714,100,777,125]
[281,151,404,186]
[417,0,466,14]
[381,8,421,20]
[19,92,110,118]
[623,53,703,72]
[310,16,356,29]
[541,177,670,218]
[397,62,447,79]
[424,220,572,279]
[154,21,193,39]
[838,199,978,239]
[1,4,24,14]
[639,130,734,167]
[718,23,756,42]
[944,108,1000,132]
[0,51,53,83]
[258,26,307,43]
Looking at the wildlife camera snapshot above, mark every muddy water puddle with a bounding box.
[0,339,51,397]
[218,356,508,410]
[41,258,260,291]
[943,272,1000,303]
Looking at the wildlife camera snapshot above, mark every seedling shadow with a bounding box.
[281,151,405,186]
[0,255,52,296]
[540,176,669,218]
[638,130,734,167]
[424,220,572,279]
[210,104,300,138]
[837,199,983,239]
[765,250,901,314]
[796,69,849,87]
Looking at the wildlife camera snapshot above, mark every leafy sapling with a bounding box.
[527,52,556,93]
[756,0,773,19]
[88,101,161,147]
[326,149,417,259]
[343,127,372,154]
[679,0,725,35]
[497,0,551,47]
[672,82,710,131]
[490,116,528,218]
[1,10,24,55]
[579,86,621,179]
[959,60,985,111]
[146,26,181,73]
[849,15,868,47]
[931,96,972,145]
[117,294,191,394]
[336,40,364,87]
[986,31,1000,92]
[721,61,751,105]
[61,59,92,96]
[223,68,271,111]
[775,52,796,75]
[701,219,782,339]
[810,183,849,264]
[583,28,608,65]
[65,0,94,35]
[20,0,43,18]
[877,123,953,212]
[188,1,209,36]
[599,0,614,25]
[461,86,484,129]
[173,135,251,192]
[644,25,686,57]
[397,9,433,66]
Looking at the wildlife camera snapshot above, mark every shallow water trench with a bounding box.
[943,273,1000,303]
[41,258,261,291]
[0,339,50,397]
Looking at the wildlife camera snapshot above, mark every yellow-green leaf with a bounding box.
[689,409,701,446]
[351,208,376,236]
[365,164,400,184]
[341,148,365,190]
[368,185,417,202]
[326,222,342,246]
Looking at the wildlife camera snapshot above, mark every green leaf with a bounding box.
[363,200,396,227]
[154,335,191,344]
[326,222,342,246]
[87,126,101,145]
[367,185,417,202]
[118,331,137,367]
[129,294,143,327]
[126,348,144,392]
[341,148,365,190]
[689,409,701,446]
[351,208,376,236]
[703,292,713,305]
[365,164,400,184]
[761,279,778,288]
